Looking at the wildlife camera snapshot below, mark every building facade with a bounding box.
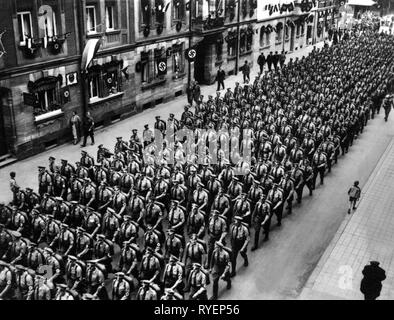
[0,0,339,161]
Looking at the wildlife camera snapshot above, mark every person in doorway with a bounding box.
[347,180,361,214]
[241,61,250,84]
[216,66,226,91]
[360,261,386,300]
[70,111,82,145]
[81,112,95,147]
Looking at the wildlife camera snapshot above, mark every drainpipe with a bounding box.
[77,0,88,116]
[188,0,193,86]
[235,0,241,75]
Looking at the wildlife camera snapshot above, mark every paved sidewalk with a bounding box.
[300,137,394,300]
[0,42,323,204]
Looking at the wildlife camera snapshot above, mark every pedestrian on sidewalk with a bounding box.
[81,112,95,147]
[360,261,386,300]
[9,171,19,204]
[279,50,286,69]
[267,52,273,71]
[383,94,392,122]
[186,82,194,106]
[257,52,266,74]
[216,65,226,91]
[193,81,201,106]
[347,180,361,214]
[70,111,82,145]
[241,61,250,84]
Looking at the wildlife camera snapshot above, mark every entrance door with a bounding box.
[194,40,207,84]
[290,26,295,51]
[0,92,8,156]
[307,25,313,44]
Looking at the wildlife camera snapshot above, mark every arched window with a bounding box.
[260,26,265,47]
[38,5,57,39]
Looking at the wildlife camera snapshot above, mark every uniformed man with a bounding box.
[93,163,108,185]
[162,255,184,295]
[267,183,284,226]
[75,161,89,179]
[25,188,40,211]
[279,172,295,215]
[312,148,327,186]
[85,261,108,300]
[79,178,96,208]
[9,206,29,238]
[187,204,206,239]
[75,227,94,260]
[102,207,121,240]
[70,174,84,202]
[38,214,60,245]
[33,274,53,300]
[50,223,75,256]
[38,166,52,196]
[25,242,45,271]
[83,208,101,238]
[192,182,209,216]
[96,181,113,214]
[0,203,11,226]
[0,260,14,300]
[117,241,139,277]
[139,246,161,284]
[14,265,35,300]
[136,280,159,300]
[112,272,132,300]
[114,137,130,154]
[53,168,68,200]
[53,197,70,222]
[54,283,75,300]
[292,163,305,203]
[206,210,227,269]
[0,224,12,260]
[65,255,85,294]
[168,200,186,236]
[187,262,208,300]
[251,194,272,250]
[80,150,95,172]
[211,187,231,221]
[43,247,64,284]
[111,186,127,217]
[48,156,56,174]
[143,124,154,148]
[232,193,251,224]
[128,189,146,224]
[229,216,250,277]
[93,234,114,273]
[60,159,75,184]
[183,233,207,283]
[164,229,184,261]
[210,241,231,300]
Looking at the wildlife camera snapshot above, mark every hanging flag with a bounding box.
[185,47,197,61]
[157,58,167,75]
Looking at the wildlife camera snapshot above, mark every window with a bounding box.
[106,5,114,30]
[173,44,184,73]
[285,25,289,39]
[194,0,203,18]
[17,12,33,44]
[141,0,151,25]
[260,27,265,47]
[296,24,300,37]
[276,28,282,42]
[30,77,62,116]
[240,30,246,54]
[86,6,97,34]
[173,0,185,20]
[227,32,237,56]
[266,33,270,46]
[301,23,305,35]
[89,74,100,98]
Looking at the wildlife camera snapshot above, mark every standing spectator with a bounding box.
[266,52,273,71]
[186,83,194,106]
[347,180,361,214]
[333,30,339,45]
[360,261,386,300]
[216,66,226,91]
[279,50,286,69]
[273,51,279,71]
[81,112,95,147]
[9,171,19,203]
[241,61,250,84]
[257,52,266,74]
[70,111,82,145]
[192,81,201,106]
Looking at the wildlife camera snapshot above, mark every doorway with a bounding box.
[194,40,207,84]
[290,26,295,52]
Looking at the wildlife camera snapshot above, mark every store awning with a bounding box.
[81,39,101,71]
[348,0,376,6]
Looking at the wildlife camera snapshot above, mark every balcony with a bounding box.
[192,16,226,35]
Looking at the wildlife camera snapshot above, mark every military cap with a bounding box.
[169,255,179,262]
[68,255,77,261]
[11,231,21,238]
[215,241,224,248]
[38,166,46,170]
[49,156,55,160]
[98,144,104,148]
[44,247,54,254]
[144,124,149,129]
[132,129,138,133]
[115,272,125,277]
[76,227,86,233]
[26,187,33,192]
[61,159,68,163]
[193,262,202,269]
[55,196,63,201]
[97,234,105,240]
[107,208,115,214]
[57,283,68,289]
[116,137,123,140]
[234,215,243,221]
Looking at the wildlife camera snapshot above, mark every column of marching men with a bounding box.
[1,29,394,300]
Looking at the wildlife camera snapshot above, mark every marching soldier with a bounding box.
[80,150,95,172]
[102,207,121,240]
[267,184,284,226]
[75,162,89,179]
[229,215,250,277]
[162,255,184,295]
[251,194,272,250]
[9,206,29,238]
[187,262,209,300]
[164,229,184,261]
[38,166,52,196]
[279,172,295,215]
[210,241,232,300]
[96,181,113,214]
[25,188,41,211]
[48,156,56,174]
[83,208,101,238]
[168,200,186,236]
[143,197,163,232]
[60,159,75,184]
[93,234,114,273]
[206,210,227,269]
[115,215,139,245]
[25,242,45,271]
[128,189,146,224]
[111,186,127,217]
[292,163,305,203]
[85,261,108,300]
[312,148,327,186]
[79,178,96,208]
[70,174,84,202]
[186,204,206,239]
[144,225,162,250]
[93,163,109,185]
[232,193,251,224]
[14,265,35,300]
[75,227,94,260]
[54,283,75,300]
[0,224,12,259]
[139,247,161,284]
[0,261,15,300]
[300,158,314,196]
[184,233,207,282]
[49,223,75,256]
[136,280,159,300]
[112,272,132,300]
[53,168,68,200]
[65,255,85,294]
[117,241,139,277]
[38,214,60,245]
[53,197,70,222]
[192,182,209,216]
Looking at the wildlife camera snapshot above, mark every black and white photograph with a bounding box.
[0,0,394,308]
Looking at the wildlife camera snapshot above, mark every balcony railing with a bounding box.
[192,16,225,32]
